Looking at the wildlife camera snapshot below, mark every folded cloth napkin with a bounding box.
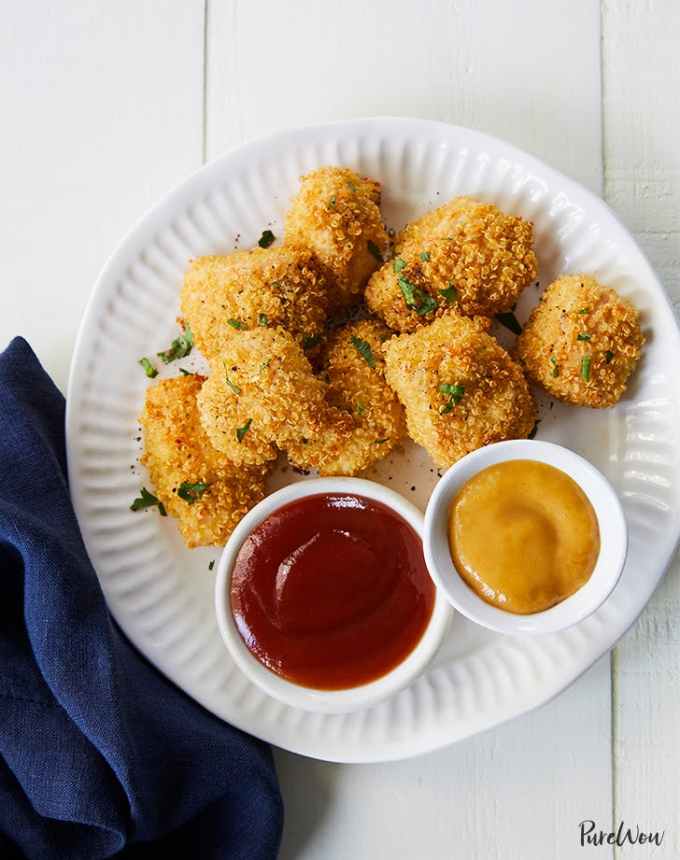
[0,338,283,860]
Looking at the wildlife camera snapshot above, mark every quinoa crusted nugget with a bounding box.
[285,319,406,475]
[367,197,537,332]
[180,245,329,361]
[383,315,536,469]
[284,167,389,310]
[516,274,644,408]
[197,327,352,466]
[140,375,267,548]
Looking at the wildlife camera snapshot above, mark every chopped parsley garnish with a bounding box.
[130,487,166,515]
[302,334,321,349]
[419,251,431,262]
[550,356,560,377]
[157,325,194,364]
[258,313,269,327]
[439,383,465,414]
[439,285,458,303]
[528,421,540,440]
[374,438,388,445]
[578,307,590,315]
[177,481,210,504]
[223,364,241,395]
[346,180,357,193]
[367,240,383,264]
[577,333,591,341]
[393,257,407,273]
[495,312,523,335]
[355,401,366,415]
[208,560,215,571]
[416,294,438,316]
[139,357,158,378]
[398,276,417,306]
[179,368,193,376]
[605,350,615,363]
[581,355,592,381]
[227,318,246,330]
[236,418,252,443]
[328,195,336,209]
[258,229,275,248]
[351,336,376,367]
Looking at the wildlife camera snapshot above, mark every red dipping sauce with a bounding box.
[230,493,435,690]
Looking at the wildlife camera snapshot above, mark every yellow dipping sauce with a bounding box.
[448,460,600,615]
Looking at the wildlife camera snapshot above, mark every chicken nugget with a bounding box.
[180,245,329,361]
[516,274,644,408]
[197,327,352,466]
[384,316,536,468]
[285,319,405,475]
[139,375,267,548]
[284,167,389,310]
[366,198,537,332]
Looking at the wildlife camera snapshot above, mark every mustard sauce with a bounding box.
[448,460,600,614]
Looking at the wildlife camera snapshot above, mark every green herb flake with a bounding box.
[581,355,592,381]
[227,318,246,330]
[157,325,194,364]
[236,418,252,443]
[416,294,438,316]
[605,350,615,364]
[439,285,458,304]
[578,307,590,315]
[177,481,210,504]
[495,312,523,335]
[130,487,165,514]
[258,313,269,327]
[419,251,431,262]
[393,257,407,273]
[355,402,366,415]
[346,181,357,193]
[139,357,158,378]
[223,364,241,396]
[302,334,321,350]
[179,368,193,376]
[577,333,591,341]
[374,438,388,445]
[258,229,276,249]
[439,402,454,415]
[328,195,336,209]
[439,383,465,413]
[549,356,560,377]
[367,240,383,264]
[351,336,376,368]
[397,276,417,307]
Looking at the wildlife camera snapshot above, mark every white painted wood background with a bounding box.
[1,1,677,857]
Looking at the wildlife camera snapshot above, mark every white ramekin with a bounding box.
[423,440,628,635]
[215,477,451,714]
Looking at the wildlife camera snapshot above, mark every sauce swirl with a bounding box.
[448,460,600,614]
[230,493,434,689]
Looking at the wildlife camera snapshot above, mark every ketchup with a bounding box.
[230,493,435,690]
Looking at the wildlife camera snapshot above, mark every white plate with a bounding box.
[66,117,680,763]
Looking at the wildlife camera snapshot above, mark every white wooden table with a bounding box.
[2,2,678,857]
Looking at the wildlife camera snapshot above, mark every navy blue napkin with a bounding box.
[0,337,283,860]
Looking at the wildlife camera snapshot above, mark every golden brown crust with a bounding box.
[383,316,536,468]
[516,275,644,408]
[367,197,537,332]
[196,327,352,466]
[284,167,389,310]
[139,375,268,548]
[285,319,406,475]
[180,245,329,361]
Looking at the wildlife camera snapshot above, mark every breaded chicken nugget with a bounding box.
[516,274,644,408]
[197,327,352,466]
[384,316,536,468]
[285,319,406,475]
[366,198,537,332]
[284,167,389,310]
[180,245,329,360]
[140,375,267,548]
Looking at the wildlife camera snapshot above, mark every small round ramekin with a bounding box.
[215,477,451,714]
[423,440,627,635]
